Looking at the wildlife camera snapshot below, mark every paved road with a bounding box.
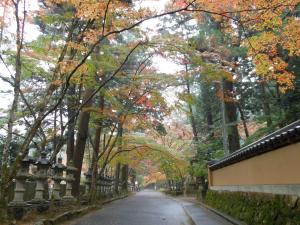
[64,190,232,225]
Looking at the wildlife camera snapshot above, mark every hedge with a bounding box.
[205,190,300,225]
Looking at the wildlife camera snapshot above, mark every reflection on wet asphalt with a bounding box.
[64,190,194,225]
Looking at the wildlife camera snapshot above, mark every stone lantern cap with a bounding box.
[22,155,35,165]
[35,151,50,167]
[63,161,77,182]
[16,155,35,180]
[66,166,77,171]
[66,161,77,172]
[52,156,66,171]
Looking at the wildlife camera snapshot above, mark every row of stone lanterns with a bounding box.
[9,152,125,220]
[98,175,114,197]
[9,152,77,214]
[84,170,115,199]
[168,180,183,191]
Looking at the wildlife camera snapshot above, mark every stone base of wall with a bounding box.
[205,190,300,225]
[210,184,300,196]
[164,190,183,196]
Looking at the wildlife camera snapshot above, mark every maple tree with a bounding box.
[189,0,300,91]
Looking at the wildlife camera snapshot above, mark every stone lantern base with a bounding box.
[62,195,76,204]
[8,204,31,220]
[28,200,50,213]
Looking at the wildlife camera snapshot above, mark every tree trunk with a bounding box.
[260,81,272,127]
[205,104,214,138]
[72,88,94,196]
[185,65,200,155]
[114,123,123,194]
[201,81,214,138]
[66,84,76,163]
[114,163,121,194]
[220,81,229,155]
[222,79,240,153]
[237,103,249,138]
[121,164,129,191]
[275,83,283,126]
[53,107,57,152]
[90,95,104,202]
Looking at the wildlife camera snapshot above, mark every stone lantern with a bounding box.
[102,175,107,196]
[98,175,103,196]
[106,175,111,196]
[9,155,34,207]
[31,151,50,203]
[110,176,114,195]
[96,174,102,198]
[84,168,92,197]
[103,176,107,196]
[103,175,107,197]
[52,156,65,201]
[63,160,77,201]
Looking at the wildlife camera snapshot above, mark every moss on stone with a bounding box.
[205,190,300,225]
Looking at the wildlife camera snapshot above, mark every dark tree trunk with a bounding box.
[114,123,123,194]
[53,108,57,152]
[66,84,76,163]
[275,83,283,126]
[206,104,214,138]
[223,79,240,153]
[90,95,104,202]
[72,88,94,196]
[260,81,272,127]
[121,164,129,191]
[114,163,121,194]
[237,103,249,138]
[167,180,171,190]
[201,81,214,138]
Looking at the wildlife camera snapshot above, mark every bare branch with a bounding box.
[102,0,112,36]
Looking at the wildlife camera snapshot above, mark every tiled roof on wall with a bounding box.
[209,120,300,171]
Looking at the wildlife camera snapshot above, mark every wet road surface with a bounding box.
[64,190,232,225]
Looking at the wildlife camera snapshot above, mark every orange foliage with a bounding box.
[144,172,166,185]
[189,0,300,91]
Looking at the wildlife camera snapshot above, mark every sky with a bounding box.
[0,0,41,116]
